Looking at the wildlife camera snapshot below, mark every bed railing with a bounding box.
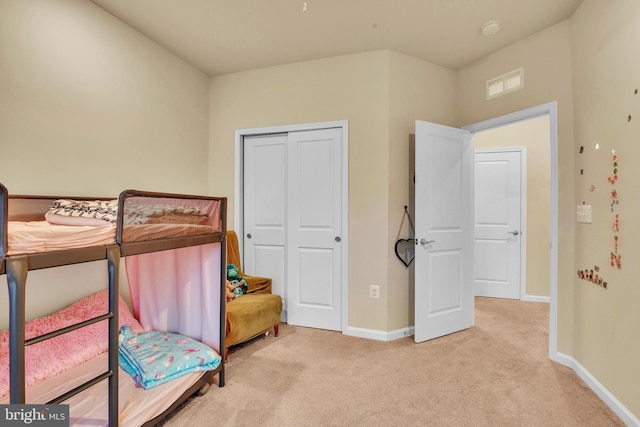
[1,186,227,425]
[116,189,226,256]
[0,183,7,260]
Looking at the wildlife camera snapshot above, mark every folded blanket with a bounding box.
[122,203,209,225]
[118,326,221,390]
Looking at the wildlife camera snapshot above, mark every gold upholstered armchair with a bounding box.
[225,231,282,357]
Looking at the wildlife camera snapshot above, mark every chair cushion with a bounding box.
[226,294,282,348]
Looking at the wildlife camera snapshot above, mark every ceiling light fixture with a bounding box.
[481,20,501,36]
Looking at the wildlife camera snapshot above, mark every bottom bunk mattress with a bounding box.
[0,288,222,426]
[0,352,210,427]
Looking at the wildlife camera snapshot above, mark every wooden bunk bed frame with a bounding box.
[0,183,227,426]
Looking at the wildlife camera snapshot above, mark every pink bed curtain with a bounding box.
[124,243,222,353]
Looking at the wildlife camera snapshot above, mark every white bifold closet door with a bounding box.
[243,128,342,331]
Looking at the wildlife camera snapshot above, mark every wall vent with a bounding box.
[486,67,524,100]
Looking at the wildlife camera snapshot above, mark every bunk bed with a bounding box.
[0,183,227,426]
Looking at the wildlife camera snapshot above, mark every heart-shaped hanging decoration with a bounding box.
[394,206,416,268]
[395,238,415,267]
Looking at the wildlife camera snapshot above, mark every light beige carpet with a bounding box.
[160,297,624,426]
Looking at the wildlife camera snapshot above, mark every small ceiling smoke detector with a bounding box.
[481,20,501,36]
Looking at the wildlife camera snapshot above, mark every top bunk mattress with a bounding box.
[1,187,225,258]
[7,221,116,255]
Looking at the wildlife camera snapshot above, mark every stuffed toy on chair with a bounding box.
[226,264,248,299]
[226,281,236,301]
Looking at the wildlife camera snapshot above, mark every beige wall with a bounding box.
[0,0,210,324]
[474,115,551,298]
[209,51,391,330]
[209,51,458,332]
[0,0,210,197]
[456,20,576,355]
[569,0,640,417]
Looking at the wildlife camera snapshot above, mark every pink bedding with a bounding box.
[0,290,143,398]
[6,221,217,255]
[7,221,116,255]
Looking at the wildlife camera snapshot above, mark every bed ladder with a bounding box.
[6,244,121,426]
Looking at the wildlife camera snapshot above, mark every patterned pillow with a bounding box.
[45,199,118,226]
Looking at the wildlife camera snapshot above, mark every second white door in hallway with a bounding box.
[474,149,523,300]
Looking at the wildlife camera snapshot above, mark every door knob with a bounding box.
[335,236,341,242]
[420,238,435,246]
[246,233,252,239]
[508,230,519,236]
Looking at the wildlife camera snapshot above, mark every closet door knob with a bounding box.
[247,233,252,239]
[335,236,341,242]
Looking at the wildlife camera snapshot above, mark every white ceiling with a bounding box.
[90,0,583,77]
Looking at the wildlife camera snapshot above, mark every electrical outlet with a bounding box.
[369,285,380,299]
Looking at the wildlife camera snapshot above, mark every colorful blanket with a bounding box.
[118,326,221,390]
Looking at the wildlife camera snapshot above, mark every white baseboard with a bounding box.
[344,326,414,342]
[521,294,550,303]
[549,351,573,367]
[553,352,639,427]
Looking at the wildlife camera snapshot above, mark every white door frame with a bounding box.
[475,147,528,301]
[234,120,349,333]
[463,101,559,361]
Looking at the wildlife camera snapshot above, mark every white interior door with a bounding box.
[243,127,343,331]
[243,134,287,304]
[287,128,342,330]
[414,120,474,343]
[474,150,522,299]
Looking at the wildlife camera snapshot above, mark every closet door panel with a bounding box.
[243,134,287,299]
[287,128,342,331]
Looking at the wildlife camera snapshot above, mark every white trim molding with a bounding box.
[553,353,640,427]
[464,101,559,360]
[344,326,414,342]
[521,295,550,303]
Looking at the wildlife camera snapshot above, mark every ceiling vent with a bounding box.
[486,67,524,100]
